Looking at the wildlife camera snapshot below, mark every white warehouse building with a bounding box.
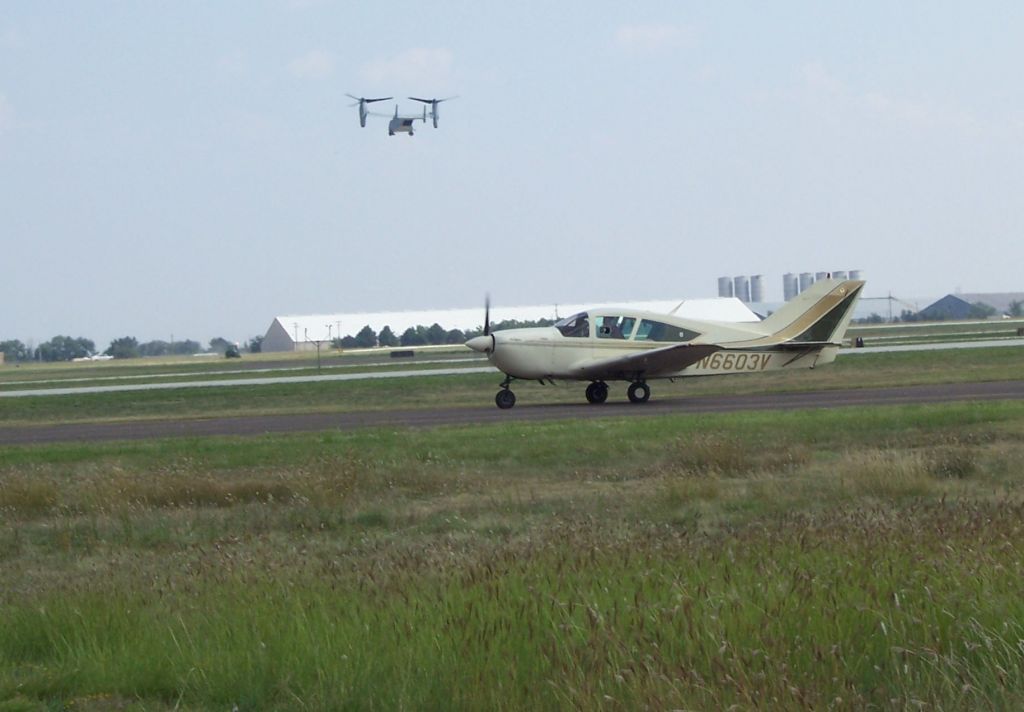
[262,298,761,352]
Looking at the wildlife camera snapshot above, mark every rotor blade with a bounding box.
[483,294,491,337]
[345,93,360,101]
[364,97,392,103]
[408,96,458,102]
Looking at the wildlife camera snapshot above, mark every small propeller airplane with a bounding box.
[465,277,865,409]
[347,93,457,136]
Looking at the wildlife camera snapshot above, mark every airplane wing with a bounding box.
[772,340,843,350]
[570,343,722,380]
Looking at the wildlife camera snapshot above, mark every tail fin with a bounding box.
[756,279,865,345]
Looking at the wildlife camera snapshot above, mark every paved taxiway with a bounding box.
[0,366,495,398]
[1,380,1022,446]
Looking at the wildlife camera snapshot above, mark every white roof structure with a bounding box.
[262,298,760,352]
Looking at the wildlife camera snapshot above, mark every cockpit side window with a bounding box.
[555,312,590,338]
[596,316,636,339]
[634,319,700,342]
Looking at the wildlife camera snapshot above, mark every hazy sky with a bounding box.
[3,1,1023,348]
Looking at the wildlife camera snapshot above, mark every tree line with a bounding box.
[0,319,557,363]
[330,318,555,349]
[0,336,262,363]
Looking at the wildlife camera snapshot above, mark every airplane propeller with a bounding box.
[484,294,491,337]
[345,94,392,104]
[346,94,393,127]
[465,295,495,354]
[408,96,458,128]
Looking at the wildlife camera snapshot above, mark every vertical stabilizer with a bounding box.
[752,279,865,345]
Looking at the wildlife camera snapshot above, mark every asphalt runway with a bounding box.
[1,380,1022,446]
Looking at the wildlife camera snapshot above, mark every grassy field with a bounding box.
[2,400,1024,709]
[0,358,485,394]
[848,318,1024,345]
[0,348,474,390]
[2,345,1024,427]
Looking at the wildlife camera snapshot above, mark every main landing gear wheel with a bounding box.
[627,382,651,404]
[495,389,516,409]
[585,381,609,404]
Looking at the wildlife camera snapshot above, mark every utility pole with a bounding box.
[305,327,325,372]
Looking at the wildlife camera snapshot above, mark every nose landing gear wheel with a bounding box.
[585,381,609,404]
[627,382,650,404]
[495,389,516,409]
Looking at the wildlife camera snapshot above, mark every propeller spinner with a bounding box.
[465,294,494,353]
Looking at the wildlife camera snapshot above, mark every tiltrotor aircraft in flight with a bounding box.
[465,277,865,409]
[346,94,457,136]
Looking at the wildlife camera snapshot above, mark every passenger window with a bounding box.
[596,316,636,339]
[555,313,590,338]
[634,319,699,342]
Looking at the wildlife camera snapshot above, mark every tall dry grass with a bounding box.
[2,403,1024,708]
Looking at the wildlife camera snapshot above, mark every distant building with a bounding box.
[918,292,1024,320]
[262,298,762,352]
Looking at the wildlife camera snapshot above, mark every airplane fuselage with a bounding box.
[471,317,836,382]
[388,117,417,135]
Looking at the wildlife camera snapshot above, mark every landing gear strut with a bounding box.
[495,375,516,409]
[627,381,651,404]
[585,381,609,404]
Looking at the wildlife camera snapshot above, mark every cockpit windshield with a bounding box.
[555,312,589,338]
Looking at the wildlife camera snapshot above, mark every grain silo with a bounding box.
[799,272,815,293]
[718,276,734,298]
[750,275,765,303]
[733,275,751,303]
[783,273,799,301]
